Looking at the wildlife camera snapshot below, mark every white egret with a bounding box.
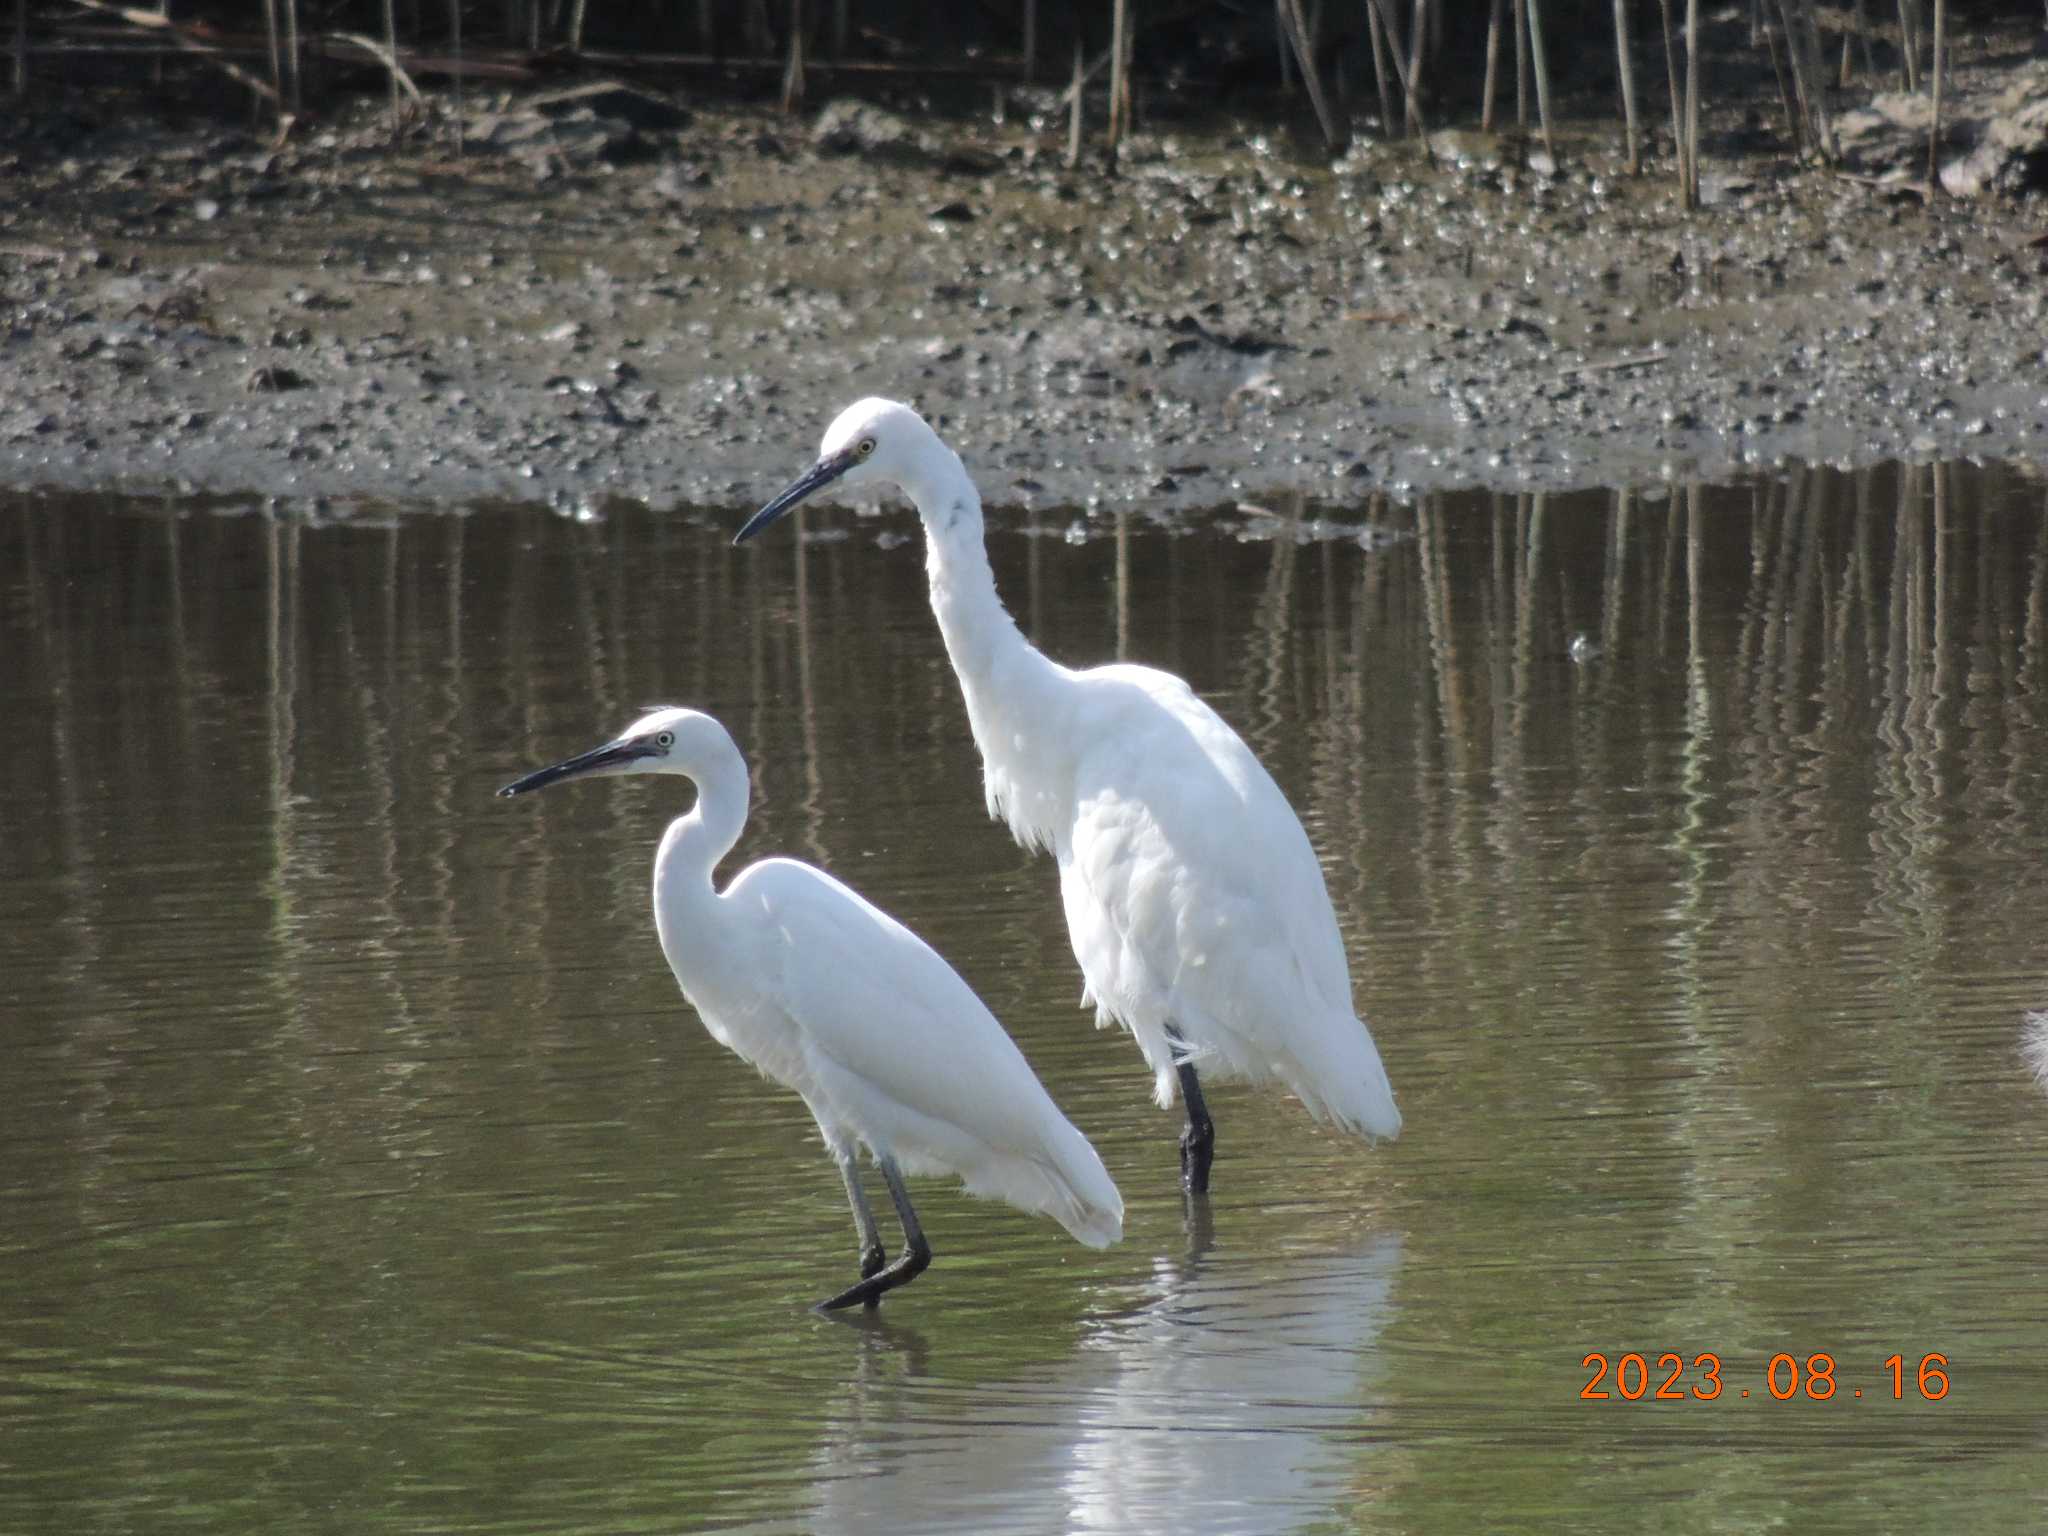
[737,401,1401,1193]
[499,706,1123,1309]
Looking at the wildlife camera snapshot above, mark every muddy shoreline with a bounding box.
[5,76,2047,517]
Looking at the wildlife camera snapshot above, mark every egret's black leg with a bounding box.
[819,1156,932,1312]
[1166,1022,1215,1195]
[833,1146,887,1281]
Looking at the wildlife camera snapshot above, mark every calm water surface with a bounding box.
[4,465,2047,1533]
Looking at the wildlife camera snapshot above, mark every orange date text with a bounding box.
[1579,1352,1950,1402]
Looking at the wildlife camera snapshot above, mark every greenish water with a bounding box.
[3,464,2046,1533]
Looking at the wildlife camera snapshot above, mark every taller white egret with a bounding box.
[499,707,1123,1309]
[737,401,1401,1193]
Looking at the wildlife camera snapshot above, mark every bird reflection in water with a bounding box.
[807,1218,1405,1534]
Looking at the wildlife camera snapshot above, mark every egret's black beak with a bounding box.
[734,447,858,546]
[498,737,660,798]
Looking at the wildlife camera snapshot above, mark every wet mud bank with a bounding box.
[4,80,2048,516]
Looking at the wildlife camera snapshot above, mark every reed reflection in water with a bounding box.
[2,460,2045,1535]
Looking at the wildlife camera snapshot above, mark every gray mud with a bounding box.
[5,77,2048,515]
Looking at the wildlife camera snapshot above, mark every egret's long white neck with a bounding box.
[653,740,750,920]
[914,451,1017,680]
[899,432,1073,850]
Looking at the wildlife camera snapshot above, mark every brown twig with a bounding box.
[60,0,279,105]
[1556,350,1666,377]
[331,29,423,113]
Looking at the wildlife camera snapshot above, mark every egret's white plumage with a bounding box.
[499,707,1122,1308]
[740,400,1401,1190]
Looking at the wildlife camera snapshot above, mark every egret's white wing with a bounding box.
[722,857,1123,1245]
[1057,665,1398,1137]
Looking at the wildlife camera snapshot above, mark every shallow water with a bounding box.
[4,464,2046,1533]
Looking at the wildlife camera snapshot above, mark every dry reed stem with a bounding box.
[1368,0,1399,132]
[1113,0,1138,149]
[448,0,462,157]
[1685,0,1701,206]
[1763,15,1804,154]
[1054,43,1116,106]
[260,0,284,119]
[1066,35,1083,168]
[1280,0,1349,151]
[282,0,299,111]
[381,0,399,126]
[1784,0,1835,158]
[1123,2,1138,138]
[1364,0,1423,137]
[1405,0,1425,129]
[1613,0,1640,172]
[1524,0,1555,157]
[780,0,803,112]
[1928,0,1945,191]
[1108,0,1126,145]
[1656,0,1685,195]
[1512,0,1528,128]
[1481,0,1503,131]
[1852,0,1877,80]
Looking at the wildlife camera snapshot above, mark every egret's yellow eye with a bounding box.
[655,731,675,748]
[857,438,876,458]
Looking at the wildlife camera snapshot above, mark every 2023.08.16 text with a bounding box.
[1580,1352,1950,1402]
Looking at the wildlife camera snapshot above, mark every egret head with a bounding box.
[498,706,733,797]
[735,397,938,545]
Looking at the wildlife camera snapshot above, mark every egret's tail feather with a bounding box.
[864,1093,1122,1248]
[1290,1011,1401,1140]
[1043,1173,1124,1249]
[938,1119,1123,1249]
[956,1150,1123,1248]
[1034,1126,1123,1247]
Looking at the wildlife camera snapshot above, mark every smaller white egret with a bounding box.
[738,401,1401,1194]
[499,707,1123,1310]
